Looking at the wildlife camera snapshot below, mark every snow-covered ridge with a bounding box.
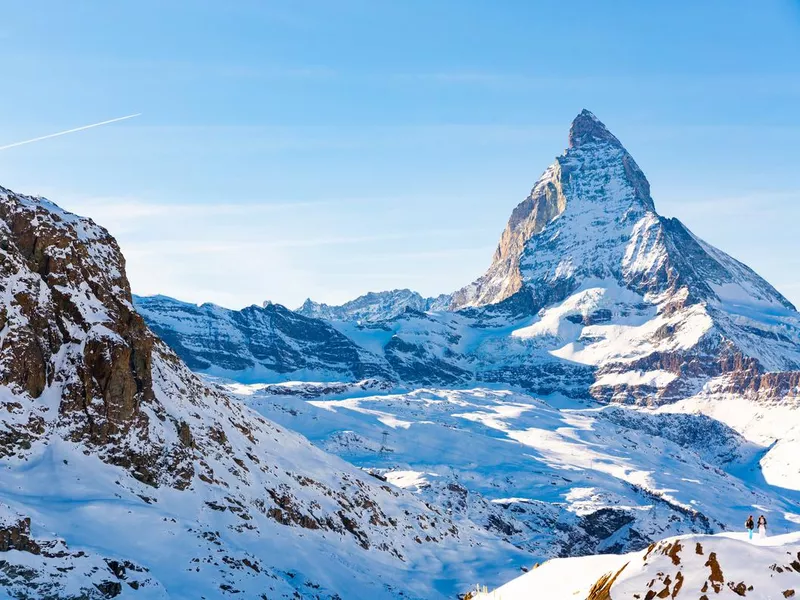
[134,293,393,382]
[473,531,800,600]
[295,289,452,323]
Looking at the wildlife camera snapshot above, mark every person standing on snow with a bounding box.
[757,515,767,539]
[745,515,755,540]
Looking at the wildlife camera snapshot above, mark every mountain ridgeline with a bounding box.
[296,289,452,323]
[136,110,800,405]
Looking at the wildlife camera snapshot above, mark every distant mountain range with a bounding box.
[295,289,452,323]
[135,109,800,406]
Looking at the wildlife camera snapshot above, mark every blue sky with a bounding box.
[1,1,800,309]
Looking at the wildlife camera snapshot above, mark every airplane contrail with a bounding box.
[0,113,142,151]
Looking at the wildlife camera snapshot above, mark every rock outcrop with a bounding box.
[474,533,800,600]
[0,188,192,487]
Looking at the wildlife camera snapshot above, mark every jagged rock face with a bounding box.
[0,187,528,599]
[450,161,566,309]
[296,289,452,323]
[450,110,656,309]
[0,187,193,487]
[135,294,394,380]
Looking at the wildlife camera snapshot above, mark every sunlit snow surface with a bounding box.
[0,392,527,600]
[662,392,800,491]
[229,383,800,562]
[473,532,800,600]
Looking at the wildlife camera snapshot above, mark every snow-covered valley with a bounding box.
[226,383,800,561]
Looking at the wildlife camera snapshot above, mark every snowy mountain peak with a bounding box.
[295,289,452,323]
[568,108,624,149]
[443,108,800,380]
[451,109,656,309]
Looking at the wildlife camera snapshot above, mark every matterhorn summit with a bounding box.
[451,108,762,312]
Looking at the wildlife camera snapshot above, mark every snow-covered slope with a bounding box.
[229,384,800,562]
[296,289,452,323]
[660,391,800,492]
[0,186,527,599]
[473,532,800,600]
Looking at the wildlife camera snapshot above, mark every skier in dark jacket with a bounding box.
[757,515,767,539]
[745,515,755,540]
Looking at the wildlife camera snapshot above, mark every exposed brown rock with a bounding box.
[664,540,682,566]
[728,581,748,596]
[671,571,683,598]
[0,188,196,488]
[705,552,724,593]
[177,420,194,448]
[0,516,41,554]
[586,562,629,600]
[449,160,567,309]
